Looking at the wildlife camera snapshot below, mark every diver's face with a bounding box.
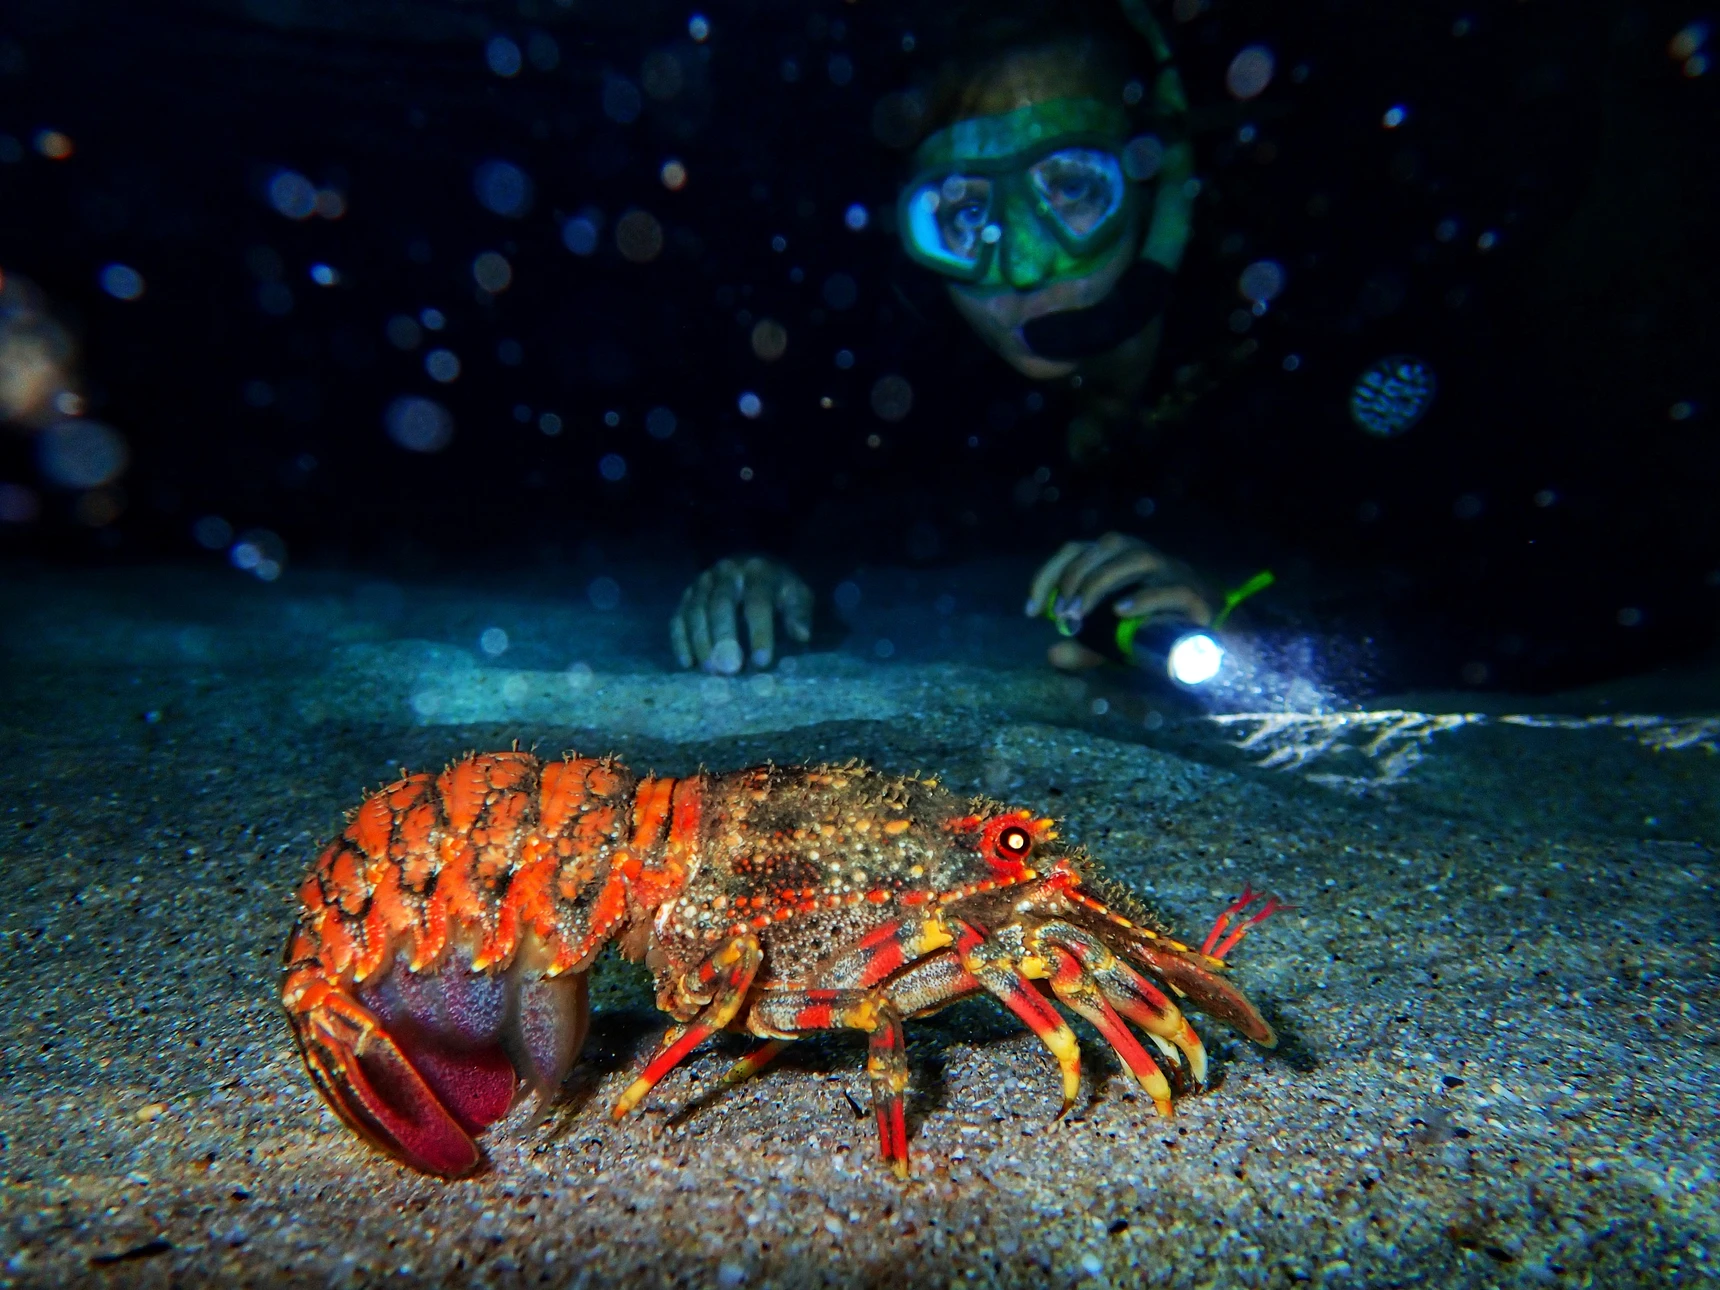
[944,214,1139,380]
[899,94,1145,381]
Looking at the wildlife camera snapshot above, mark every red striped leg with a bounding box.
[746,988,912,1175]
[810,911,958,990]
[1044,946,1175,1116]
[1034,920,1206,1085]
[716,1039,792,1089]
[612,935,762,1120]
[953,922,1082,1115]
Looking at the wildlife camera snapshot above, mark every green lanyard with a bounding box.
[1113,569,1275,662]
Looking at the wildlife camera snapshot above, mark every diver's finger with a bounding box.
[1027,541,1091,616]
[1057,532,1148,606]
[706,575,744,675]
[1112,585,1214,625]
[1069,551,1174,619]
[777,570,814,642]
[686,570,716,665]
[670,587,694,669]
[742,575,776,669]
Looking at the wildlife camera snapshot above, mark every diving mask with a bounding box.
[899,98,1142,287]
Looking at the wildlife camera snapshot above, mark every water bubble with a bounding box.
[1617,607,1643,627]
[424,349,461,383]
[1453,493,1483,520]
[314,189,346,219]
[822,273,859,311]
[828,53,854,87]
[687,13,710,42]
[1225,46,1274,100]
[660,159,688,191]
[385,317,420,353]
[420,308,446,331]
[1121,134,1165,181]
[1669,400,1695,421]
[1434,217,1459,242]
[646,406,677,439]
[833,580,862,614]
[737,392,762,419]
[563,211,601,256]
[750,318,788,361]
[33,130,73,161]
[870,374,913,422]
[472,251,513,292]
[0,483,39,524]
[588,576,621,610]
[1670,22,1709,60]
[308,263,339,287]
[603,410,621,427]
[384,395,454,452]
[1349,356,1437,437]
[193,515,233,549]
[1237,259,1286,304]
[99,264,145,301]
[538,412,562,435]
[643,49,685,100]
[844,204,868,231]
[873,638,895,659]
[566,661,594,690]
[473,160,534,218]
[1382,104,1408,129]
[1476,229,1498,251]
[243,380,274,407]
[598,453,627,481]
[38,420,128,488]
[267,170,317,220]
[615,209,664,263]
[230,528,286,582]
[256,282,293,316]
[602,75,644,124]
[479,627,510,656]
[1533,489,1557,508]
[526,32,560,71]
[496,338,523,366]
[834,348,855,370]
[485,35,523,78]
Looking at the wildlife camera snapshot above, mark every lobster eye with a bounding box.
[997,826,1032,858]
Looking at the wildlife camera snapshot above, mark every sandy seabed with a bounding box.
[0,566,1714,1288]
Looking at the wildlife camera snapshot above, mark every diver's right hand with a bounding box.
[1025,533,1214,635]
[671,556,813,674]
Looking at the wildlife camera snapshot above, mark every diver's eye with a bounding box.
[1029,149,1124,241]
[996,826,1033,858]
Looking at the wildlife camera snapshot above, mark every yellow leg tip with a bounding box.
[1152,1097,1173,1118]
[892,1158,910,1180]
[612,1079,652,1121]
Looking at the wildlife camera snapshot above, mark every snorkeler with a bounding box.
[672,2,1228,677]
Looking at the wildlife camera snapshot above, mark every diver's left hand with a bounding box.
[670,555,813,674]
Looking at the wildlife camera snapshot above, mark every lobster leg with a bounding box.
[1034,919,1210,1084]
[951,921,1083,1115]
[1043,946,1176,1116]
[746,988,915,1176]
[612,935,762,1121]
[715,1038,793,1089]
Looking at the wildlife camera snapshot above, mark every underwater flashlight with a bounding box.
[1117,616,1226,686]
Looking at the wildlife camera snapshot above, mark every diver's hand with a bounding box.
[671,556,813,674]
[1025,533,1214,635]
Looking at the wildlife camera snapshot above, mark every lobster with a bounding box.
[281,751,1281,1177]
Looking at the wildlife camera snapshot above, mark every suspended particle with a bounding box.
[486,36,523,78]
[33,130,74,160]
[737,391,762,418]
[750,318,788,362]
[563,210,602,256]
[1349,356,1437,437]
[870,374,913,423]
[598,453,628,481]
[645,406,677,439]
[844,203,869,231]
[615,209,664,263]
[473,160,535,218]
[384,395,454,452]
[472,251,513,292]
[1225,46,1274,100]
[99,264,146,301]
[267,170,317,220]
[660,159,688,191]
[688,13,710,42]
[1237,259,1285,304]
[1121,134,1165,181]
[37,420,128,488]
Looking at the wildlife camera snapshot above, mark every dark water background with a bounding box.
[0,0,1716,692]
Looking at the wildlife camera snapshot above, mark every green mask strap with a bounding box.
[1096,568,1277,663]
[911,98,1132,174]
